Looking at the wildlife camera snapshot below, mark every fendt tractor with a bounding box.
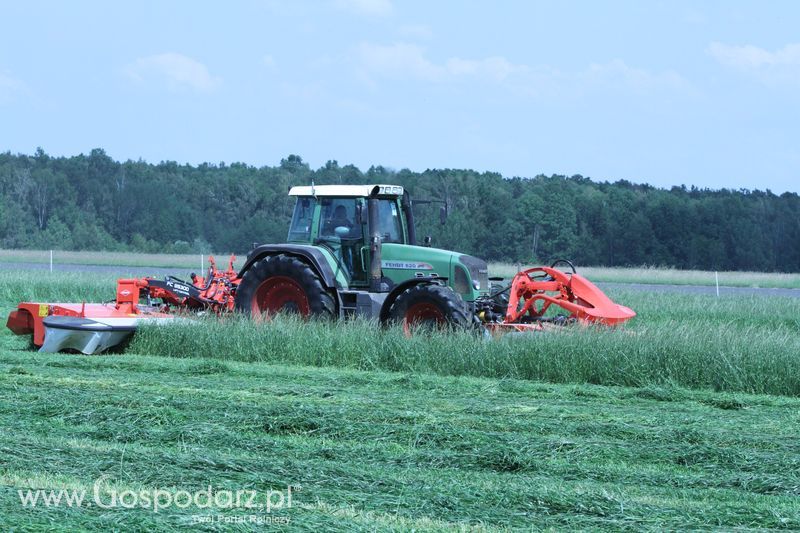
[7,184,635,354]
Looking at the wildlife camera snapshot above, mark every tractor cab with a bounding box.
[285,184,488,303]
[231,183,493,326]
[287,185,406,286]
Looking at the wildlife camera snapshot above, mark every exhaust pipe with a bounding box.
[368,188,383,292]
[401,192,417,246]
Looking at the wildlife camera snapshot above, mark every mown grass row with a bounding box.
[1,350,798,530]
[126,289,800,397]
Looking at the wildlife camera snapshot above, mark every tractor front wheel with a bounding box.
[388,284,470,335]
[234,255,335,319]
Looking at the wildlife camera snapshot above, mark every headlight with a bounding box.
[472,280,480,291]
[453,266,470,295]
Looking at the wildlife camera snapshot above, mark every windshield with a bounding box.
[319,198,362,240]
[287,197,316,242]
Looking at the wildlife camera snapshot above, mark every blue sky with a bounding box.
[1,1,798,192]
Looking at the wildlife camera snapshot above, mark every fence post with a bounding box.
[715,271,719,297]
[50,250,53,273]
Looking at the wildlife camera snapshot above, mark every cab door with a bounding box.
[349,198,369,286]
[316,197,369,286]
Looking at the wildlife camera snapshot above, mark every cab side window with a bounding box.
[377,199,403,243]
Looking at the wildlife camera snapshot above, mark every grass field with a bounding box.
[1,269,799,529]
[490,262,800,289]
[4,249,800,289]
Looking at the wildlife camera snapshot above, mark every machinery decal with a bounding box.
[382,261,433,270]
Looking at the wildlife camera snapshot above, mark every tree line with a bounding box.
[1,148,798,272]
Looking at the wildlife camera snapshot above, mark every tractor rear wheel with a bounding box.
[234,254,335,318]
[388,284,470,334]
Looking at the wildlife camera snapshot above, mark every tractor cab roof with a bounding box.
[288,184,404,198]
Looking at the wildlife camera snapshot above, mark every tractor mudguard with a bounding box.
[240,244,339,289]
[378,277,449,323]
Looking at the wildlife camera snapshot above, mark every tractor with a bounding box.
[234,184,481,329]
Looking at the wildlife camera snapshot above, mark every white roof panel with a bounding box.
[288,184,404,197]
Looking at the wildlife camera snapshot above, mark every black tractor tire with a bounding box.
[387,284,470,332]
[234,254,335,318]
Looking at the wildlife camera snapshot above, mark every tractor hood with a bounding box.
[380,243,488,301]
[380,243,457,273]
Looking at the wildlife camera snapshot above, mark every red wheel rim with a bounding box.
[252,276,310,317]
[403,302,446,335]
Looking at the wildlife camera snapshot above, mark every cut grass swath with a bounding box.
[0,351,798,530]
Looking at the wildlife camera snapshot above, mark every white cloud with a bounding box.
[357,42,443,81]
[584,59,690,92]
[335,0,392,16]
[357,42,528,84]
[445,56,528,82]
[123,53,220,92]
[0,71,25,103]
[262,54,276,67]
[708,42,800,84]
[356,42,689,96]
[398,24,433,40]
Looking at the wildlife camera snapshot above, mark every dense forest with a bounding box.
[0,148,798,272]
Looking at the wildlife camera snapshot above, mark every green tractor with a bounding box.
[234,184,486,328]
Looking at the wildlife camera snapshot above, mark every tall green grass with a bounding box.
[0,271,118,305]
[129,289,800,397]
[3,269,798,396]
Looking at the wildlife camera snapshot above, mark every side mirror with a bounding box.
[439,205,448,225]
[424,235,432,247]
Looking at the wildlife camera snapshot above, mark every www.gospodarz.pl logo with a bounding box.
[18,478,296,514]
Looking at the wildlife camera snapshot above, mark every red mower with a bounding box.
[6,255,240,354]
